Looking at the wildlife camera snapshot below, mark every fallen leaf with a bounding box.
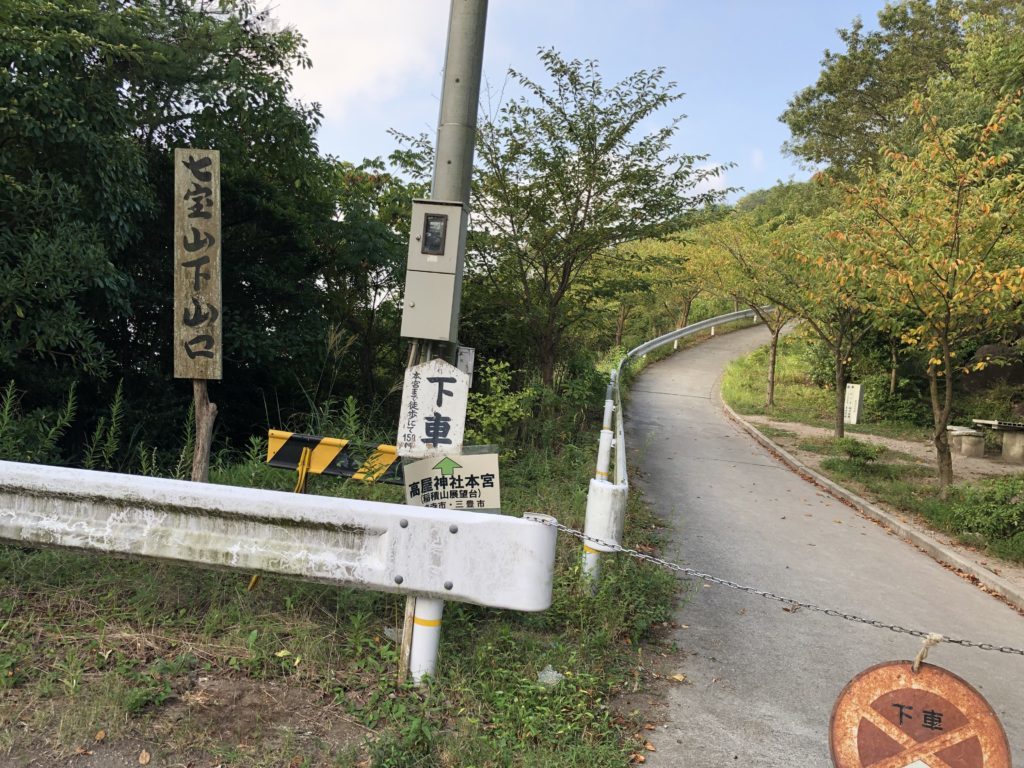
[670,674,687,683]
[74,747,94,756]
[95,729,106,742]
[629,753,647,764]
[645,741,657,751]
[643,722,656,731]
[139,749,151,765]
[274,649,291,658]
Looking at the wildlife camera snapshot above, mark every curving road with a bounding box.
[628,325,1023,766]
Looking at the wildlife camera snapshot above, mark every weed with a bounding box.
[949,477,1024,558]
[0,380,76,464]
[83,380,125,470]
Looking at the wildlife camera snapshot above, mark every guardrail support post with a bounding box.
[582,545,602,589]
[409,597,445,682]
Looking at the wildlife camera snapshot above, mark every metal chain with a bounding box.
[543,519,1024,657]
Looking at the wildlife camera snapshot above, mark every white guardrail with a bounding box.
[582,308,759,584]
[0,460,557,612]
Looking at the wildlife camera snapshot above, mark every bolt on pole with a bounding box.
[399,0,488,685]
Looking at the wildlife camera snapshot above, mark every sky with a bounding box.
[266,0,892,202]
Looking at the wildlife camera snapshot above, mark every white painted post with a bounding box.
[595,429,613,481]
[409,598,444,682]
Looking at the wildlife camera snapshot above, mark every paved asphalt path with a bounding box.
[628,325,1023,766]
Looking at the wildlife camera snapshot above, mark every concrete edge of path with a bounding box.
[721,400,1024,614]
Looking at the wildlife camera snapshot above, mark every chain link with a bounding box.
[544,519,1024,657]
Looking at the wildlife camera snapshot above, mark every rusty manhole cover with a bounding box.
[830,661,1011,768]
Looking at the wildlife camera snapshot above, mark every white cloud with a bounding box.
[751,147,765,172]
[692,162,728,197]
[267,1,449,122]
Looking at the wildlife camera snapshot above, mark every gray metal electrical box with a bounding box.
[400,199,467,342]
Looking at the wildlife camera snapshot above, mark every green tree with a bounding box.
[705,210,874,435]
[780,0,963,174]
[848,97,1024,492]
[322,160,424,400]
[917,3,1024,165]
[1,0,152,391]
[698,219,793,409]
[470,49,727,384]
[1,0,398,449]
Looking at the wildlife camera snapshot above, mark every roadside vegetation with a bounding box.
[0,382,683,766]
[722,333,1024,564]
[2,0,742,759]
[5,0,1024,763]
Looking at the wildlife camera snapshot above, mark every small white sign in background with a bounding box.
[844,383,863,425]
[397,359,469,458]
[456,345,475,388]
[403,452,500,511]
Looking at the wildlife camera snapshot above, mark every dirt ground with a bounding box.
[742,415,1023,482]
[1,677,371,768]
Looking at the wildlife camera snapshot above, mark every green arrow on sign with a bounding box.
[433,456,462,476]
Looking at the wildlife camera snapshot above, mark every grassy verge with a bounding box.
[0,439,676,766]
[722,338,1024,565]
[720,335,931,441]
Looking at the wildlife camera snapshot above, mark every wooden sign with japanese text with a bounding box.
[396,359,468,458]
[173,148,222,379]
[830,661,1010,768]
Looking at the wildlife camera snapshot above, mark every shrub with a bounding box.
[860,373,931,426]
[950,477,1024,541]
[833,437,884,465]
[465,359,536,446]
[0,380,76,464]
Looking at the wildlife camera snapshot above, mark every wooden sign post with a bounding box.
[173,148,222,482]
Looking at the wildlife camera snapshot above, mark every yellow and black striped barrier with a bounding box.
[266,430,401,486]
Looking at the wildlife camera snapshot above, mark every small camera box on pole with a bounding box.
[400,199,468,343]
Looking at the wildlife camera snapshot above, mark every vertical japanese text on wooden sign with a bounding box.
[173,148,222,379]
[396,359,469,458]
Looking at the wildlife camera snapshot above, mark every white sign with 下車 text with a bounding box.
[396,359,469,458]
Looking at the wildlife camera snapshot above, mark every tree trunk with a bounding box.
[933,428,954,498]
[191,379,217,483]
[539,325,558,387]
[360,311,377,398]
[677,296,693,330]
[834,348,846,439]
[615,304,628,347]
[766,326,781,408]
[927,366,955,497]
[889,343,898,397]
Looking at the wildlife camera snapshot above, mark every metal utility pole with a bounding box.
[431,0,487,207]
[397,0,488,685]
